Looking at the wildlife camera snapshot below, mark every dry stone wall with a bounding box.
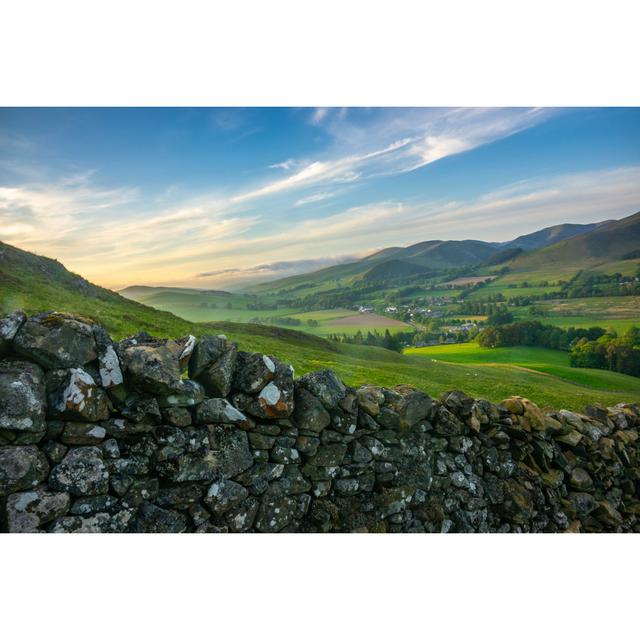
[1,310,639,533]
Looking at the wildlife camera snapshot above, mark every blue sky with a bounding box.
[1,107,639,289]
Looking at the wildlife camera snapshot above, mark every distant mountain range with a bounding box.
[246,212,640,292]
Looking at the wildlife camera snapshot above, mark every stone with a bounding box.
[233,351,276,394]
[70,494,120,516]
[0,310,26,356]
[12,312,98,370]
[225,496,259,532]
[156,451,220,483]
[356,385,385,416]
[3,487,70,532]
[46,368,110,422]
[102,417,155,438]
[93,325,123,388]
[204,479,249,515]
[292,387,331,432]
[113,392,162,425]
[312,443,347,467]
[162,406,192,427]
[440,390,475,416]
[212,426,254,479]
[235,462,284,494]
[194,398,253,429]
[49,509,135,533]
[383,385,432,428]
[156,485,204,510]
[270,445,300,464]
[297,369,346,408]
[255,494,298,532]
[130,502,187,533]
[117,336,182,395]
[233,361,295,420]
[61,422,106,445]
[188,335,238,397]
[48,447,109,496]
[0,446,49,496]
[0,360,47,444]
[569,467,593,490]
[156,379,205,408]
[42,439,68,464]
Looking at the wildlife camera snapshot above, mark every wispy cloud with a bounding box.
[194,253,363,286]
[231,108,553,204]
[294,191,337,206]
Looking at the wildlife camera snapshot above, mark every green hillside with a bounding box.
[504,211,640,279]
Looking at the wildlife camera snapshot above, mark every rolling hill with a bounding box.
[504,210,640,277]
[501,220,606,251]
[246,214,631,294]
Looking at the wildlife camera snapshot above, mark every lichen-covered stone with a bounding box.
[13,312,97,370]
[194,398,253,429]
[93,325,123,388]
[48,446,109,496]
[0,445,49,496]
[130,502,187,533]
[117,335,183,395]
[0,360,47,444]
[48,508,135,533]
[255,494,297,532]
[0,310,26,356]
[3,487,71,532]
[189,335,237,397]
[46,368,110,422]
[297,369,346,408]
[61,422,107,445]
[232,351,279,395]
[292,386,330,432]
[156,379,205,408]
[203,479,248,515]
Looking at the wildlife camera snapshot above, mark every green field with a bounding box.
[405,343,640,399]
[120,288,412,337]
[513,296,640,333]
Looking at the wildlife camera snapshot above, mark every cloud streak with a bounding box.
[230,108,552,205]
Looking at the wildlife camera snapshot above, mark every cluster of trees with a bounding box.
[328,329,413,352]
[570,328,640,377]
[478,320,606,350]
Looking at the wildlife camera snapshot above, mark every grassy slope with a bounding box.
[2,239,639,411]
[405,343,640,400]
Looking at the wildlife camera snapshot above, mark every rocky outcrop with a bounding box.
[1,310,639,533]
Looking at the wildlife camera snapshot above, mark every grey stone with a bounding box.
[49,446,109,496]
[0,445,49,496]
[0,360,47,444]
[204,479,249,515]
[13,312,97,370]
[3,487,70,532]
[0,310,26,356]
[233,351,276,394]
[292,387,331,432]
[117,337,182,395]
[188,335,237,397]
[194,398,253,429]
[297,369,346,409]
[61,422,107,445]
[46,367,110,422]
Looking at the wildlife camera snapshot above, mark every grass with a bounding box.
[405,343,640,401]
[513,296,640,333]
